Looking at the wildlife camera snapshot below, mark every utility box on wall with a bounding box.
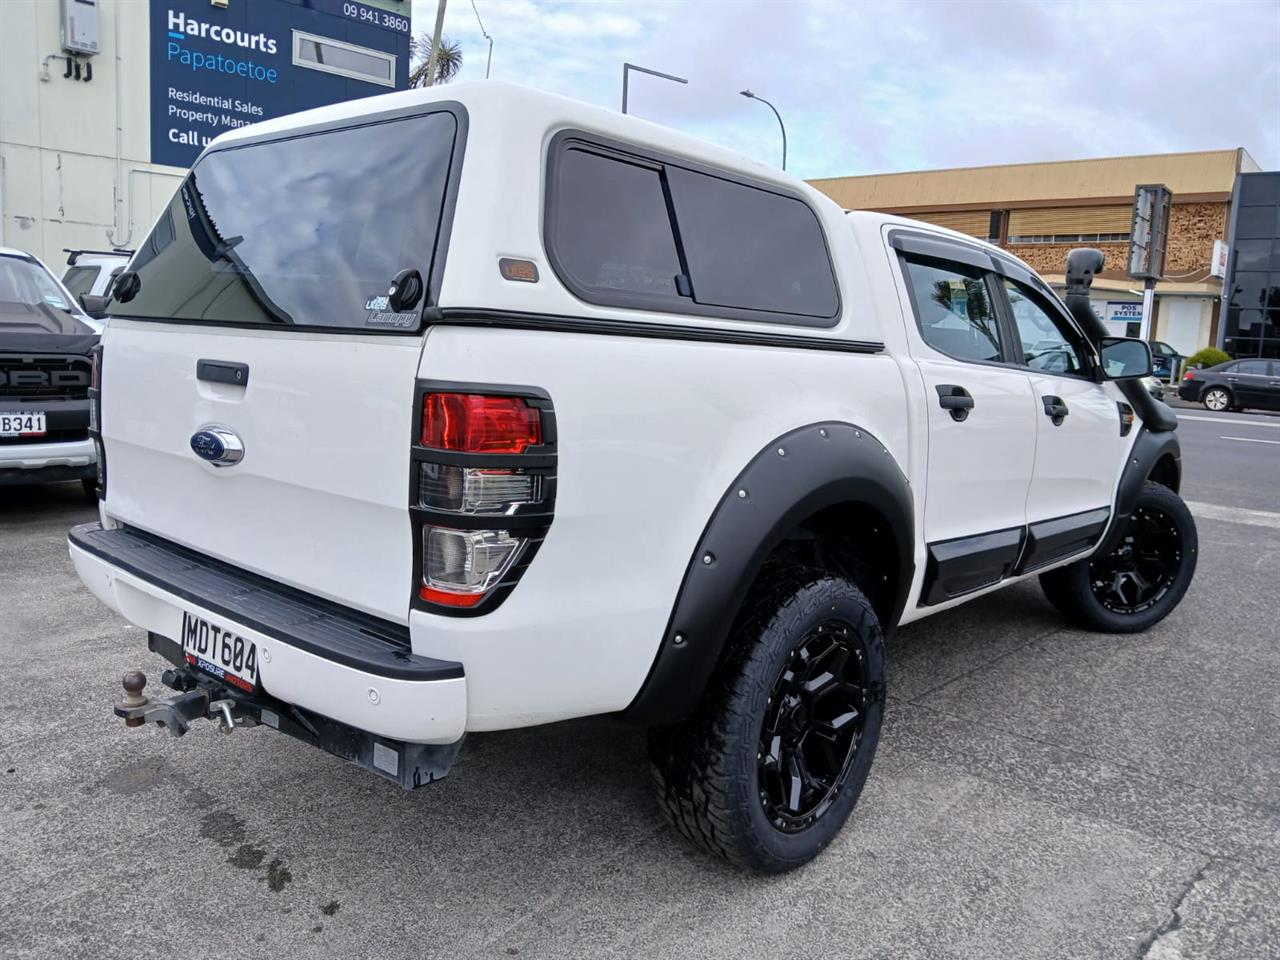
[60,0,101,55]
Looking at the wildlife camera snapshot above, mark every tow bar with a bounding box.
[113,670,259,737]
[110,656,463,789]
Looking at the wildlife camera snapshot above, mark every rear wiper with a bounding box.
[209,237,294,325]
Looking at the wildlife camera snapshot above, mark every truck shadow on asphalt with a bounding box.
[0,481,99,525]
[10,477,1080,894]
[210,577,1070,889]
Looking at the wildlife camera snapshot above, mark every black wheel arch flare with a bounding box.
[1095,425,1182,557]
[622,421,915,725]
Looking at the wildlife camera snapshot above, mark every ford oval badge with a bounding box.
[190,426,244,467]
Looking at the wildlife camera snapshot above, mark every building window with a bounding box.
[1007,232,1131,244]
[987,210,1005,245]
[292,31,395,88]
[1221,172,1280,359]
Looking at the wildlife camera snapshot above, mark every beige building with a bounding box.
[809,148,1262,355]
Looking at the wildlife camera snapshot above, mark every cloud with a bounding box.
[410,0,1280,177]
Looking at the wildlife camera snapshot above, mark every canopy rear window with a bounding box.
[109,109,460,332]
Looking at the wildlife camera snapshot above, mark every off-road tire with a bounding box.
[1040,482,1197,633]
[647,566,885,872]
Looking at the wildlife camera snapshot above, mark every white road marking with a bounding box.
[1178,414,1280,429]
[1219,436,1280,445]
[1186,501,1280,530]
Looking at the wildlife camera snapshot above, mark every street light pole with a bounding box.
[740,89,786,171]
[470,0,492,79]
[423,0,447,86]
[621,62,688,115]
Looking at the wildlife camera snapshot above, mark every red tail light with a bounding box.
[421,393,542,453]
[1182,369,1195,381]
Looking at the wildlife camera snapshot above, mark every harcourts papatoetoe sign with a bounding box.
[150,0,411,167]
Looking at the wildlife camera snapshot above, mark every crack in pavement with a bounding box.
[900,625,1067,704]
[1134,858,1214,959]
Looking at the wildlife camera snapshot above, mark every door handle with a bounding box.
[197,359,249,386]
[1227,377,1239,382]
[1042,395,1069,425]
[936,384,975,422]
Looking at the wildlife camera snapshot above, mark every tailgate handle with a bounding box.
[197,360,249,387]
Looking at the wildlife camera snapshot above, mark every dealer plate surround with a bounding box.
[180,610,258,692]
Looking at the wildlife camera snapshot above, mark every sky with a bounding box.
[406,0,1280,180]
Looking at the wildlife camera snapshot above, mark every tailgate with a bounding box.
[96,103,464,622]
[100,322,423,621]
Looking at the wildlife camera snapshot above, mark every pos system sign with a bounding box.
[150,0,410,168]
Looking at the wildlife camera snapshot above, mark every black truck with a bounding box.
[0,247,101,494]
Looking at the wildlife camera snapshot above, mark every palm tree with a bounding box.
[409,35,463,87]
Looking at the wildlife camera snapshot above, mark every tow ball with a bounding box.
[113,671,257,737]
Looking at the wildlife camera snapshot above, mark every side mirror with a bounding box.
[79,293,110,318]
[1098,337,1153,380]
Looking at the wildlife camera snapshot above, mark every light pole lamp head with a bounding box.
[740,89,754,99]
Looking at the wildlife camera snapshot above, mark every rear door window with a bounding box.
[1234,359,1270,375]
[901,256,1004,363]
[109,109,460,332]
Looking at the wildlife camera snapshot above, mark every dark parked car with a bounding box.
[1178,358,1280,412]
[1150,340,1183,381]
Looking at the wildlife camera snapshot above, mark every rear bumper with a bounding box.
[69,522,466,744]
[1177,382,1202,402]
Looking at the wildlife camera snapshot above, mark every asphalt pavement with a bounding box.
[1,416,1278,960]
[1169,404,1280,513]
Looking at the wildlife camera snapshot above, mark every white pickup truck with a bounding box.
[71,82,1196,872]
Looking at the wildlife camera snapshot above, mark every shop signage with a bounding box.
[149,0,410,168]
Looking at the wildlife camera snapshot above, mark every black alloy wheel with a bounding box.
[1087,504,1182,614]
[758,620,870,833]
[648,567,885,872]
[1039,481,1197,634]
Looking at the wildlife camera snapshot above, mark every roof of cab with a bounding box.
[206,80,837,212]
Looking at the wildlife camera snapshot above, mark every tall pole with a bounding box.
[424,0,448,87]
[1139,277,1156,342]
[621,63,688,114]
[740,90,786,170]
[470,0,492,79]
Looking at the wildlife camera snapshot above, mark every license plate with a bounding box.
[181,611,258,692]
[0,412,46,437]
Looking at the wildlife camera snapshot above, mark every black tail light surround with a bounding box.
[88,343,105,499]
[409,379,557,617]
